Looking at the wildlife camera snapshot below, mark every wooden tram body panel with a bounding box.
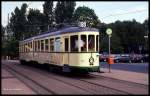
[19,27,100,72]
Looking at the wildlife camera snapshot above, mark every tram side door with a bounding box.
[63,37,69,65]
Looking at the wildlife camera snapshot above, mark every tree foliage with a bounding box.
[9,3,28,40]
[99,19,148,53]
[73,6,100,27]
[43,1,54,27]
[1,25,5,38]
[27,8,46,38]
[55,1,76,24]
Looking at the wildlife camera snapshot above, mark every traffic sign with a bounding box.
[106,28,112,35]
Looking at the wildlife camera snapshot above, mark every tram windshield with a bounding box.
[70,35,97,52]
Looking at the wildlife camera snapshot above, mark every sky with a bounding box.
[1,1,149,27]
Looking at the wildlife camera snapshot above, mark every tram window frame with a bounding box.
[29,42,32,52]
[50,38,54,52]
[96,35,99,52]
[24,44,26,52]
[41,40,44,51]
[81,35,87,52]
[31,42,32,49]
[38,40,40,51]
[70,35,78,52]
[35,41,37,52]
[23,44,25,52]
[25,43,27,52]
[88,35,95,52]
[28,43,30,52]
[26,43,28,52]
[55,37,61,52]
[65,38,69,52]
[29,42,31,52]
[45,39,49,51]
[25,44,27,52]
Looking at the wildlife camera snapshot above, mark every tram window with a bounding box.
[45,39,49,51]
[35,41,37,51]
[41,40,44,51]
[27,43,30,52]
[88,35,95,52]
[30,42,32,51]
[23,44,26,52]
[38,40,40,51]
[70,35,78,52]
[23,45,24,52]
[29,42,31,52]
[25,44,27,52]
[31,42,32,49]
[55,37,61,52]
[29,43,31,52]
[65,38,69,51]
[96,35,99,52]
[24,45,25,52]
[50,38,54,51]
[81,35,87,52]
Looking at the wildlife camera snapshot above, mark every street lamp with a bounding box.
[106,28,112,73]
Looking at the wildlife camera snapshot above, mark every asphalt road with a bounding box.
[100,62,148,74]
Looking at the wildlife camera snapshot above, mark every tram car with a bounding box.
[19,25,100,73]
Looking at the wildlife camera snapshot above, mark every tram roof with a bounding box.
[20,26,99,43]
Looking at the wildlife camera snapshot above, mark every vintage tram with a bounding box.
[19,25,100,73]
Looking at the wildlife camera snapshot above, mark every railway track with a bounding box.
[2,62,92,95]
[2,65,55,95]
[2,61,148,95]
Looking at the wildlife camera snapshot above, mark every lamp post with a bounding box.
[106,28,112,73]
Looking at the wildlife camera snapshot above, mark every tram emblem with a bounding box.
[89,53,94,65]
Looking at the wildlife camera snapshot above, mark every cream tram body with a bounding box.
[19,27,100,72]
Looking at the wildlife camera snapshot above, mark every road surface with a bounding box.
[100,62,148,73]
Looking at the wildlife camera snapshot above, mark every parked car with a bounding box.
[114,55,122,63]
[130,54,145,63]
[143,54,149,62]
[118,56,132,63]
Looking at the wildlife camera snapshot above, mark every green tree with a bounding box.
[54,1,76,24]
[27,8,46,37]
[1,25,5,39]
[43,1,54,29]
[142,19,149,52]
[64,1,76,23]
[73,6,100,28]
[9,3,28,40]
[55,1,64,24]
[106,19,146,53]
